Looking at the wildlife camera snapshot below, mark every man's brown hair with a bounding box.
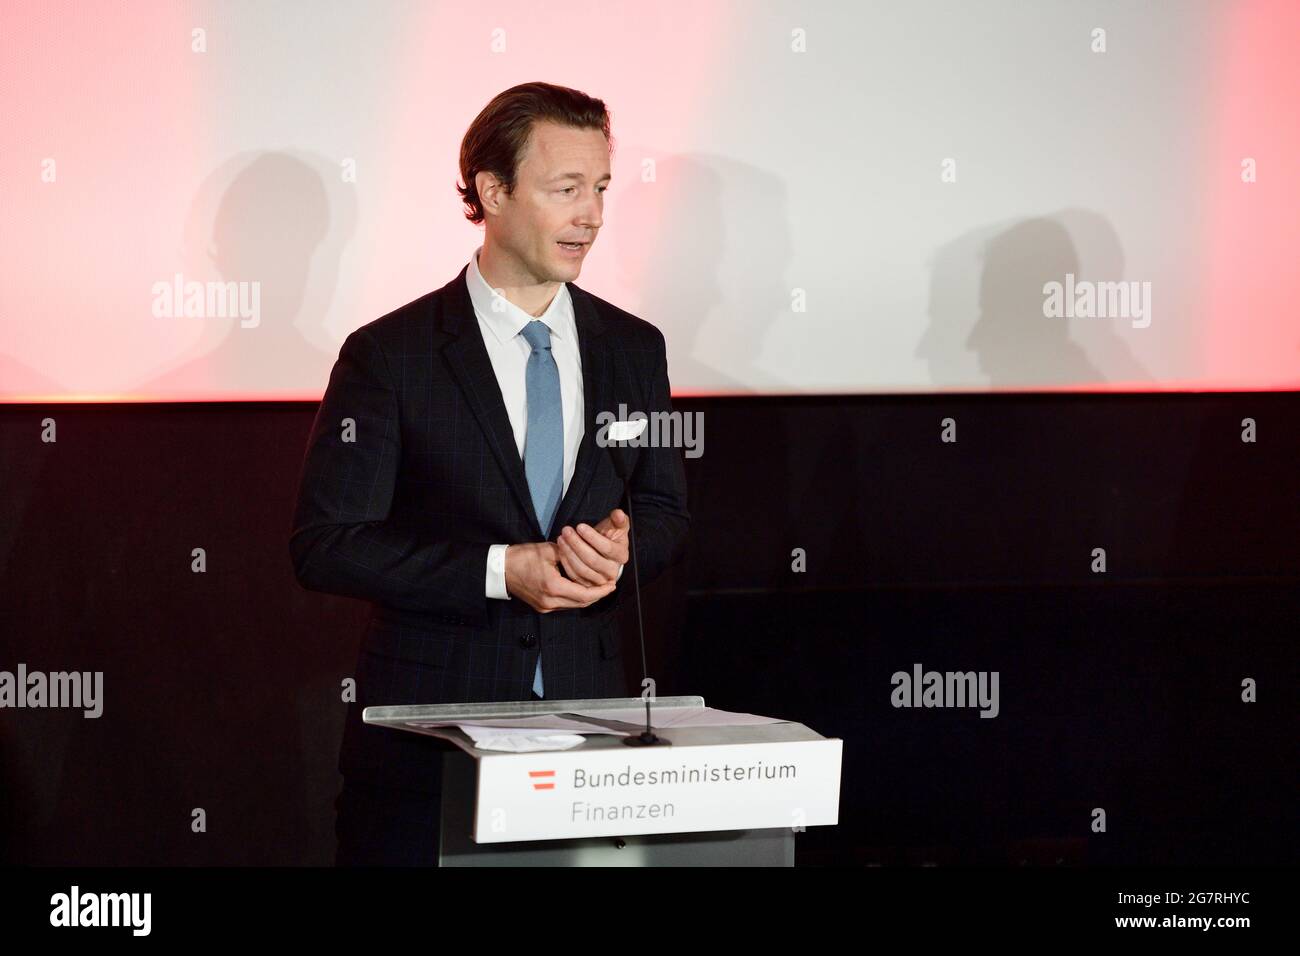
[457,81,613,225]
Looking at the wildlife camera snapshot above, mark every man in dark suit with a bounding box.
[289,81,689,865]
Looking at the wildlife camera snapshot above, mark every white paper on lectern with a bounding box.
[402,715,633,736]
[565,706,788,729]
[399,707,785,740]
[461,728,587,752]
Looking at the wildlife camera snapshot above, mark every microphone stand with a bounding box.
[608,439,670,747]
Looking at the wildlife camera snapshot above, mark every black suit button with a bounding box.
[519,634,537,649]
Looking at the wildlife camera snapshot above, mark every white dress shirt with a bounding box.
[464,245,622,599]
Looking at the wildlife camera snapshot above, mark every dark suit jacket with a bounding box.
[289,262,689,792]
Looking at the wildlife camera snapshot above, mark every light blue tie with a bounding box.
[521,319,563,698]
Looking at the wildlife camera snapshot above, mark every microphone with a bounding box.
[604,417,670,747]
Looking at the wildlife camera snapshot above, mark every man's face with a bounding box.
[491,120,610,283]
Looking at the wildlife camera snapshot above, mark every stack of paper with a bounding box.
[401,706,786,752]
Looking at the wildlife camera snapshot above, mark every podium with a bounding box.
[363,696,843,866]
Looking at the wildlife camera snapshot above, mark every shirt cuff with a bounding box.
[487,543,511,600]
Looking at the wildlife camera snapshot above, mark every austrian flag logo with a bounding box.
[529,769,556,791]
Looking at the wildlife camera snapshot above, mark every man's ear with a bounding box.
[476,170,507,217]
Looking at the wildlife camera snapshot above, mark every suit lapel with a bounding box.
[438,265,610,541]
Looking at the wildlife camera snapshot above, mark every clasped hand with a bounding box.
[504,509,629,613]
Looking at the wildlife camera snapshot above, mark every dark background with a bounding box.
[1,393,1294,865]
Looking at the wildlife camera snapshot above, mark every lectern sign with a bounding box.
[474,739,843,843]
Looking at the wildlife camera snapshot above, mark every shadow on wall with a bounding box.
[0,356,67,399]
[610,152,793,395]
[138,151,358,396]
[918,210,1151,389]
